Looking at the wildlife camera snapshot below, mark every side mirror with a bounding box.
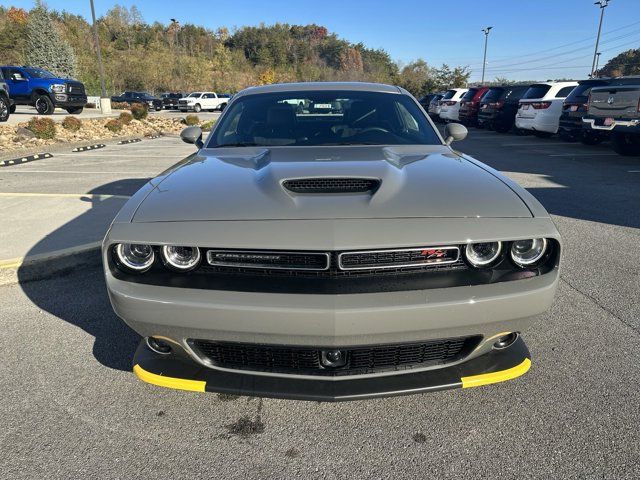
[444,123,468,145]
[11,74,26,81]
[181,126,203,148]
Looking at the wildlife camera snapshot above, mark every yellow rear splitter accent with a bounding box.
[461,358,531,389]
[133,364,206,392]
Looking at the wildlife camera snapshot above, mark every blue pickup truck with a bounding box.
[0,65,87,115]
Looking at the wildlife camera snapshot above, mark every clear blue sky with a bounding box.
[3,0,640,81]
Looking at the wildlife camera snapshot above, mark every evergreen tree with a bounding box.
[25,1,77,78]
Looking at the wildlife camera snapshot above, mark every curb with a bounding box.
[0,243,102,286]
[1,152,53,167]
[72,144,106,152]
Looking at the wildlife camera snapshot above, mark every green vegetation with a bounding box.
[0,4,470,97]
[200,119,217,131]
[130,103,148,120]
[118,111,133,125]
[599,49,640,77]
[61,116,82,131]
[27,116,56,138]
[104,119,123,132]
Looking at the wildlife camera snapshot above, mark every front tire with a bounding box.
[194,103,202,113]
[66,107,83,114]
[34,94,55,115]
[0,95,9,122]
[611,132,640,156]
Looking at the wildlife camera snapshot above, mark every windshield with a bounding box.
[209,90,441,147]
[188,92,201,97]
[25,67,57,79]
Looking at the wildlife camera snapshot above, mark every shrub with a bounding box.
[183,114,200,126]
[104,119,123,133]
[111,102,130,110]
[119,111,133,125]
[200,119,216,131]
[61,116,82,132]
[130,103,148,120]
[27,117,56,139]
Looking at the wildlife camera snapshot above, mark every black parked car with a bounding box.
[111,91,162,111]
[161,92,184,110]
[0,68,11,122]
[477,85,530,133]
[558,79,610,144]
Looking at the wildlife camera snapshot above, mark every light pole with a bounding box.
[594,52,602,77]
[590,1,611,77]
[89,0,111,113]
[481,27,493,84]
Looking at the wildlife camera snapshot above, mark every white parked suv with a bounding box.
[515,82,578,136]
[438,88,469,122]
[178,92,230,112]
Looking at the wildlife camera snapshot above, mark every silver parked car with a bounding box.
[103,82,561,401]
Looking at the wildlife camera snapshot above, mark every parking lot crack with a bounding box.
[560,276,639,336]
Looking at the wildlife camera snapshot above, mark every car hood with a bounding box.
[132,145,532,222]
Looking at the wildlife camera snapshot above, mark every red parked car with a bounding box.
[458,86,490,126]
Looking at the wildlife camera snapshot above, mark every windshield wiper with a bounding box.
[212,142,262,148]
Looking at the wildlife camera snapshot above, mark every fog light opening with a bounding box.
[146,336,172,355]
[320,349,348,368]
[493,332,519,350]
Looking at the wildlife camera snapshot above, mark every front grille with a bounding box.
[189,336,481,376]
[283,177,380,194]
[207,250,329,271]
[339,247,460,270]
[66,82,85,95]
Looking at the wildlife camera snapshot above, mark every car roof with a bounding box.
[234,82,402,98]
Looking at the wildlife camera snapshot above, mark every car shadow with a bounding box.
[17,179,149,372]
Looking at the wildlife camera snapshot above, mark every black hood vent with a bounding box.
[283,177,380,194]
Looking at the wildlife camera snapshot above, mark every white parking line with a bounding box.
[629,170,640,173]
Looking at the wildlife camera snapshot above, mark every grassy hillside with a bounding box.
[0,5,470,97]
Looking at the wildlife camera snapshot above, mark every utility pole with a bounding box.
[590,1,611,77]
[89,0,111,113]
[481,27,493,84]
[594,52,602,77]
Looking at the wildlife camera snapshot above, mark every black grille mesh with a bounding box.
[340,248,459,270]
[190,337,480,376]
[208,250,328,270]
[283,178,380,194]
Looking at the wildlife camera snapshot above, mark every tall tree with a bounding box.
[25,1,77,78]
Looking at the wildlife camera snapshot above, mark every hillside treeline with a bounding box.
[0,4,471,97]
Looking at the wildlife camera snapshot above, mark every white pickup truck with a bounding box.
[178,92,230,112]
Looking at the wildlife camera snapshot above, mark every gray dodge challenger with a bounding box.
[103,82,561,401]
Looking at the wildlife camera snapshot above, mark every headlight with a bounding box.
[161,245,201,271]
[115,243,155,271]
[510,238,547,267]
[50,84,66,93]
[465,241,502,267]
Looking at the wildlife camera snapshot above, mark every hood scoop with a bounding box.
[282,177,381,194]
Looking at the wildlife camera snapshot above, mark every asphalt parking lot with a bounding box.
[1,129,639,479]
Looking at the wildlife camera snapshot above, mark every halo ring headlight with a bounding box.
[115,243,155,272]
[465,241,502,267]
[510,238,548,267]
[161,245,201,271]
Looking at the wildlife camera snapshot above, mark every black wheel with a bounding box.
[194,103,202,113]
[559,130,577,142]
[0,95,9,122]
[66,107,83,114]
[34,94,55,115]
[533,131,552,138]
[611,132,640,156]
[9,103,16,114]
[219,103,227,111]
[580,132,603,146]
[155,105,162,111]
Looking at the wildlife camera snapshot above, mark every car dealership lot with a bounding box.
[1,131,639,479]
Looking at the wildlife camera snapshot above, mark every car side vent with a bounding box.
[283,178,380,194]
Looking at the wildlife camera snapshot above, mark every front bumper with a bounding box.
[52,93,87,107]
[132,335,531,401]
